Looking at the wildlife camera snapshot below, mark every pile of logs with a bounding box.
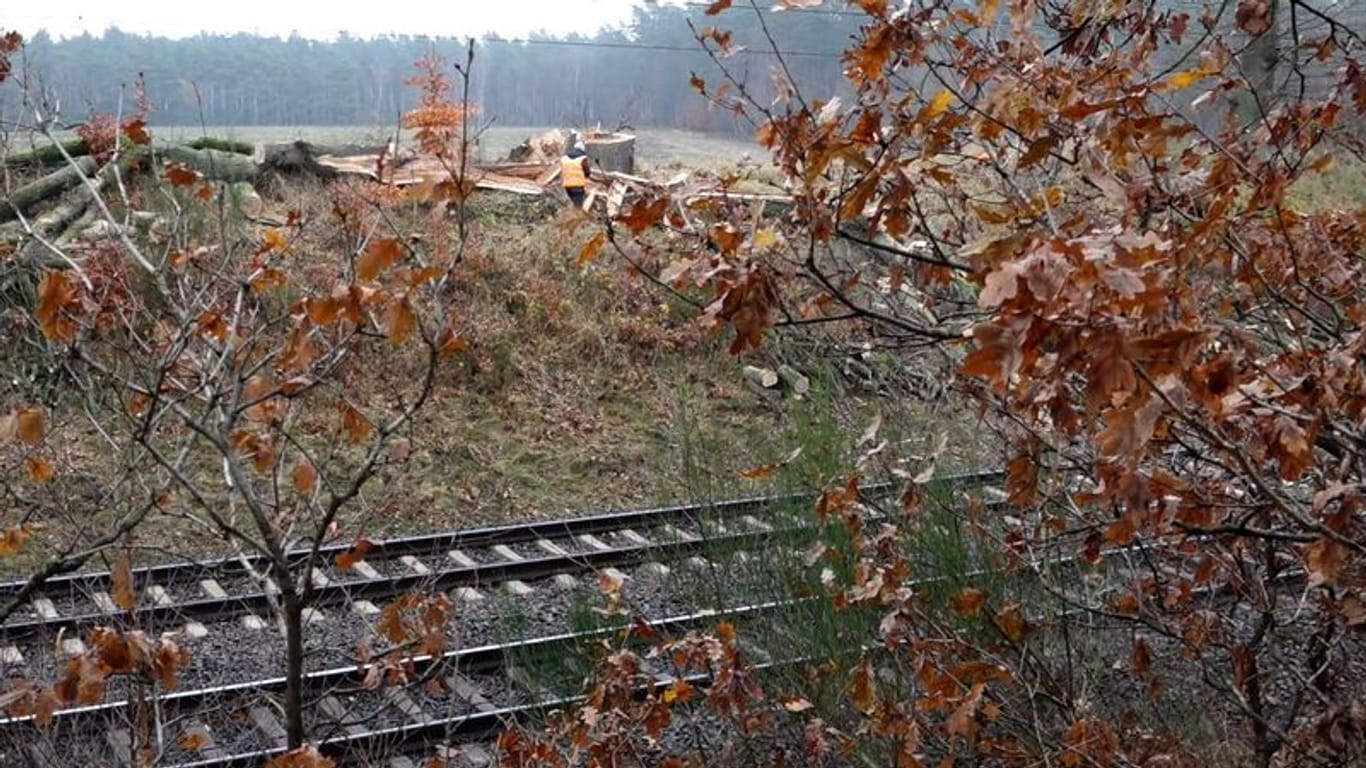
[505,128,635,175]
[1,131,794,265]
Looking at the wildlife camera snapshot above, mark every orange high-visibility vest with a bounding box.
[561,155,588,188]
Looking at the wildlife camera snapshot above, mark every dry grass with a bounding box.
[2,150,982,573]
[1289,153,1366,210]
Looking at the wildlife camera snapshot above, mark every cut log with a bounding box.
[17,164,112,265]
[2,139,93,169]
[606,181,628,218]
[474,173,544,196]
[536,164,562,187]
[777,364,811,396]
[160,145,257,183]
[186,137,254,155]
[257,141,390,178]
[685,190,794,205]
[598,170,652,188]
[60,207,102,246]
[742,365,779,389]
[0,156,100,223]
[507,129,567,163]
[476,162,556,180]
[584,132,635,175]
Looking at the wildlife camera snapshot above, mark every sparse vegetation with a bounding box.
[1,0,1365,765]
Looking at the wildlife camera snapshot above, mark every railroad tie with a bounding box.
[682,555,712,572]
[183,621,209,640]
[249,706,288,747]
[741,514,774,532]
[310,568,330,588]
[241,614,268,631]
[552,573,579,589]
[181,721,223,758]
[459,744,493,768]
[453,587,486,603]
[638,562,671,578]
[60,637,87,656]
[576,533,612,551]
[90,591,118,614]
[401,555,432,575]
[501,580,535,597]
[505,664,535,691]
[31,598,58,621]
[446,549,479,568]
[319,695,366,735]
[145,584,174,607]
[0,646,23,665]
[739,638,772,664]
[700,519,730,536]
[105,728,133,767]
[351,600,381,616]
[618,528,652,547]
[660,524,698,542]
[350,560,382,580]
[491,544,524,562]
[199,579,229,600]
[279,608,326,633]
[382,687,428,722]
[389,758,418,768]
[536,538,569,556]
[446,673,497,713]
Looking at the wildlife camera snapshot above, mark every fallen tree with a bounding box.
[16,164,113,266]
[0,156,99,223]
[1,139,92,169]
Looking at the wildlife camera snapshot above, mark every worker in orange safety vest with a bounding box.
[561,141,591,208]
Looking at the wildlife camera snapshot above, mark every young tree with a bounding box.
[1,41,477,757]
[573,0,1366,764]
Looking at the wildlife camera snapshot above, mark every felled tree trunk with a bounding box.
[2,139,93,169]
[0,156,100,223]
[17,163,112,265]
[258,141,392,177]
[186,137,255,155]
[159,145,258,183]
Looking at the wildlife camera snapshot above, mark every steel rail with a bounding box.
[0,471,1002,642]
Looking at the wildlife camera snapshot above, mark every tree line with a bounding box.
[3,0,1356,136]
[1,4,862,133]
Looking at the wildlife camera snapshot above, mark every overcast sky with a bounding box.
[7,0,649,41]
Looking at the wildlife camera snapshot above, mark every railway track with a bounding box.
[0,472,1002,646]
[0,472,1003,767]
[20,599,809,767]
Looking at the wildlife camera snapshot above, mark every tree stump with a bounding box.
[584,133,635,175]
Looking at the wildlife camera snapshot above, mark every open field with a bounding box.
[72,124,768,171]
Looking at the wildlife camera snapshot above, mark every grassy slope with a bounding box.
[343,192,981,534]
